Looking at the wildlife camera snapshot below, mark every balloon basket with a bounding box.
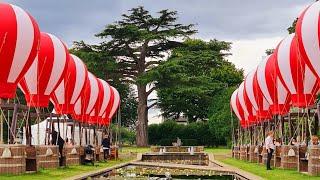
[239,145,247,161]
[0,144,26,175]
[281,145,298,169]
[274,146,282,168]
[95,145,104,161]
[64,146,80,166]
[308,146,320,176]
[35,145,59,169]
[298,145,308,172]
[249,145,257,163]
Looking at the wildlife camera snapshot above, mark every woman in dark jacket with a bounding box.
[101,135,110,160]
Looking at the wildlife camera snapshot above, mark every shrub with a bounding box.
[148,120,219,146]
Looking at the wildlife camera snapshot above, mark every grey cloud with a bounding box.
[5,0,313,45]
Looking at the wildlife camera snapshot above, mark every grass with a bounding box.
[204,147,231,155]
[0,157,133,180]
[120,146,149,153]
[222,158,320,180]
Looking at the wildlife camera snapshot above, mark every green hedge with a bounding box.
[148,120,223,146]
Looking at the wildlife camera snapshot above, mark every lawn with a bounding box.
[222,158,320,180]
[204,147,231,155]
[0,146,148,180]
[120,146,149,153]
[0,158,133,180]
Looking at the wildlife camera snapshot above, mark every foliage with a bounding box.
[208,87,238,147]
[110,124,136,145]
[265,49,274,55]
[148,120,226,146]
[147,39,243,121]
[287,18,298,34]
[73,6,197,146]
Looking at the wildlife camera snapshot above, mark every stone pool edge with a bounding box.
[68,153,263,180]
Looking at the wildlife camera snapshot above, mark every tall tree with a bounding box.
[147,39,243,121]
[91,7,196,146]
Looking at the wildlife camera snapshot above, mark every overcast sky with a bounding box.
[4,0,313,123]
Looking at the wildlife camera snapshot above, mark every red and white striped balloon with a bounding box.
[108,87,120,121]
[231,89,247,127]
[100,87,114,125]
[238,82,256,124]
[245,70,271,120]
[51,54,88,114]
[72,72,99,122]
[0,3,40,98]
[256,54,290,115]
[296,1,320,79]
[19,32,69,107]
[87,79,104,124]
[275,34,319,107]
[96,79,111,124]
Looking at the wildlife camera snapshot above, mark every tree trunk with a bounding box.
[136,84,148,146]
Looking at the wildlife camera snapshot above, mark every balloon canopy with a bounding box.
[296,1,320,79]
[246,70,271,120]
[72,72,99,123]
[275,34,319,108]
[0,3,40,98]
[108,87,120,121]
[230,89,246,127]
[51,54,88,114]
[238,82,256,123]
[256,55,290,115]
[19,32,69,107]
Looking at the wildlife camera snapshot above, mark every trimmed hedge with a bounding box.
[148,120,221,146]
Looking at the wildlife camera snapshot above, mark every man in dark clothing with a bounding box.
[101,135,110,160]
[51,130,65,166]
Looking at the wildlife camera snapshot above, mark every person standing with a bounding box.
[101,135,110,161]
[265,131,275,170]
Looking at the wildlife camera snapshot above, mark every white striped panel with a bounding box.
[54,79,65,104]
[277,78,287,104]
[231,90,241,120]
[244,71,258,110]
[238,82,249,116]
[85,73,99,114]
[304,65,317,94]
[70,55,86,103]
[257,56,273,104]
[277,34,296,94]
[24,56,38,94]
[98,79,111,116]
[262,97,270,111]
[252,107,256,116]
[109,87,120,119]
[44,34,67,95]
[102,112,106,119]
[8,5,35,82]
[301,1,320,77]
